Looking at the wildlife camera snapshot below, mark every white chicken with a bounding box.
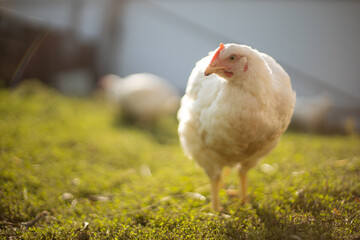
[291,93,332,132]
[100,73,180,126]
[178,43,296,211]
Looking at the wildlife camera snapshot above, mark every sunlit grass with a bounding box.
[0,81,359,239]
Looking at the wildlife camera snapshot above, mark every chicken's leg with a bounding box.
[210,175,222,211]
[239,169,248,203]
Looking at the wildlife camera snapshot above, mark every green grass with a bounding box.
[0,81,359,239]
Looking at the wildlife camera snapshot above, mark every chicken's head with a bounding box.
[205,43,249,81]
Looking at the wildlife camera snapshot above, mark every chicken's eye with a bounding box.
[228,55,237,62]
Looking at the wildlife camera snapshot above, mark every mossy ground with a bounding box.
[0,81,359,239]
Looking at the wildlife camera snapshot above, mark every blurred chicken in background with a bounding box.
[99,73,180,126]
[291,93,332,132]
[290,93,360,134]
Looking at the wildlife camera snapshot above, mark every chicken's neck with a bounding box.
[224,71,273,106]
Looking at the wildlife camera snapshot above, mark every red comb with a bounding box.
[211,43,225,63]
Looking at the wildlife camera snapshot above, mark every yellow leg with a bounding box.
[239,170,248,203]
[210,175,222,211]
[222,167,231,181]
[224,167,239,197]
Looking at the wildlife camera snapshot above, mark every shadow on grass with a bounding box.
[250,201,337,240]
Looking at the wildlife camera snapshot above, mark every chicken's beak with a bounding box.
[205,43,226,76]
[204,65,227,76]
